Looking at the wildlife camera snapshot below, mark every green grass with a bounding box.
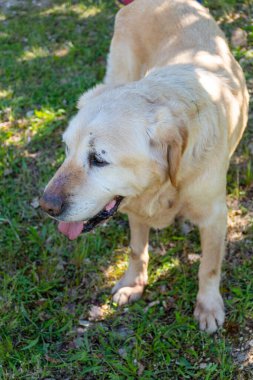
[0,0,252,379]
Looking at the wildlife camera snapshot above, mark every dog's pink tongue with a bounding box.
[105,199,116,211]
[58,221,84,240]
[58,200,116,239]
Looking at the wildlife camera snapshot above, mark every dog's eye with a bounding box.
[89,152,109,167]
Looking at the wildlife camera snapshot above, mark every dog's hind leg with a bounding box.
[194,202,227,333]
[112,215,150,306]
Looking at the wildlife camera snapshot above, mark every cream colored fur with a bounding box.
[43,0,249,333]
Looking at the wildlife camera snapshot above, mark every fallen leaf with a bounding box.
[88,305,108,321]
[231,28,247,48]
[188,253,200,263]
[45,354,59,364]
[137,362,145,376]
[31,197,40,208]
[144,300,160,313]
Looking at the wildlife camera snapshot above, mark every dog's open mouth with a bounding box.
[58,196,123,240]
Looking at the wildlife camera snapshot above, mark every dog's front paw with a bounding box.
[194,293,225,334]
[112,285,144,306]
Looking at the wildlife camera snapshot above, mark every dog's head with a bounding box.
[39,83,188,238]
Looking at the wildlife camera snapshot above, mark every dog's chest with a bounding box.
[120,185,182,229]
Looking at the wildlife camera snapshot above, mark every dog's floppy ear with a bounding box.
[148,106,188,187]
[166,125,188,187]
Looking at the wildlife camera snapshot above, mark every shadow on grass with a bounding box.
[0,0,117,262]
[0,0,117,118]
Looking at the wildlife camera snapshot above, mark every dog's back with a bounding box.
[106,0,248,156]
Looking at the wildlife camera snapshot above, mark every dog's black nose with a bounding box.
[39,193,64,217]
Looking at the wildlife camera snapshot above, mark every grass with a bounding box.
[0,0,252,379]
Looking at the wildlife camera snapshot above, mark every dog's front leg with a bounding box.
[112,215,150,306]
[194,204,227,333]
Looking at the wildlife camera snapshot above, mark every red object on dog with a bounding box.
[119,0,134,5]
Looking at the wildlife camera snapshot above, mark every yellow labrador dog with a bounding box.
[40,0,249,333]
